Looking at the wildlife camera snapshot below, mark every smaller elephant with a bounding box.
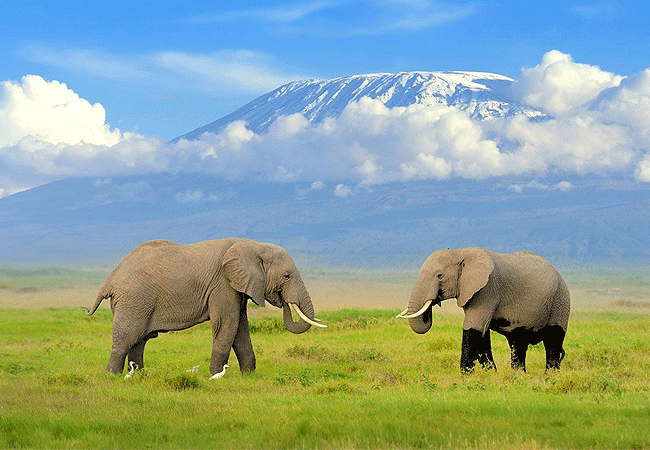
[86,238,326,376]
[397,247,570,373]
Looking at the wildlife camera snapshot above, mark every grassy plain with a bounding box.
[1,266,649,449]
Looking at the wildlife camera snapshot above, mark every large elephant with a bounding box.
[397,247,570,373]
[86,238,326,376]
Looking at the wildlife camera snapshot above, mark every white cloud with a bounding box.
[186,2,333,24]
[310,180,325,190]
[334,184,352,197]
[174,189,220,203]
[22,44,307,95]
[0,75,169,192]
[555,181,573,191]
[21,45,150,82]
[0,75,121,147]
[592,68,650,131]
[152,50,307,94]
[3,51,650,196]
[635,155,650,182]
[346,0,478,35]
[509,50,623,115]
[508,180,573,193]
[571,1,621,20]
[188,1,476,36]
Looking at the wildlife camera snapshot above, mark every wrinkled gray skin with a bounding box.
[87,238,318,376]
[404,247,570,373]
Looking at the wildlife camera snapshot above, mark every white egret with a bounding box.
[124,361,136,379]
[209,364,229,380]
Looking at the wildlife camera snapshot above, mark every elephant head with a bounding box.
[223,241,325,333]
[397,248,494,334]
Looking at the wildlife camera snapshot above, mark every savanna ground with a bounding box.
[1,266,649,449]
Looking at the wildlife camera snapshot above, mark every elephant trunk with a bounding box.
[282,280,316,334]
[407,278,437,334]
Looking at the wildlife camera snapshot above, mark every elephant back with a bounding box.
[90,240,179,314]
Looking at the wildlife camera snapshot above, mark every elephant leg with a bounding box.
[106,345,129,374]
[208,292,241,376]
[209,321,238,375]
[232,298,256,374]
[460,328,487,373]
[127,331,158,370]
[543,325,566,371]
[506,328,529,372]
[476,329,496,370]
[106,311,144,374]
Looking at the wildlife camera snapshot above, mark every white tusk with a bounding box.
[396,308,409,318]
[396,300,433,319]
[289,303,327,328]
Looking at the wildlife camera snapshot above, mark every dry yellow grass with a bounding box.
[2,266,649,314]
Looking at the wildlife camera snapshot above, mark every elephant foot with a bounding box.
[460,328,494,373]
[105,349,129,374]
[545,349,565,372]
[505,327,531,372]
[543,325,567,371]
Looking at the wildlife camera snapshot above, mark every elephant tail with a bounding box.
[85,284,112,316]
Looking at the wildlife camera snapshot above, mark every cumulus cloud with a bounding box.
[334,184,353,198]
[0,75,121,147]
[636,154,650,182]
[3,51,650,196]
[0,75,167,191]
[509,50,623,115]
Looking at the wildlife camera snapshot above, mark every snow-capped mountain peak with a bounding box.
[176,71,546,141]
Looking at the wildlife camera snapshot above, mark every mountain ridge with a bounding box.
[175,71,548,141]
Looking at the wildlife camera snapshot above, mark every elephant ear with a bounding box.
[223,241,266,306]
[456,247,494,308]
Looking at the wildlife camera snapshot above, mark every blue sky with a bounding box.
[2,0,647,138]
[1,1,650,196]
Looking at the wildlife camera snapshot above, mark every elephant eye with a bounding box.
[437,273,444,280]
[283,273,291,280]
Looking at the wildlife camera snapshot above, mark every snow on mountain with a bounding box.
[176,71,547,141]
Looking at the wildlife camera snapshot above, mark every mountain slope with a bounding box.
[1,174,648,268]
[176,71,547,140]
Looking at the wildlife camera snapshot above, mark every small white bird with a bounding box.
[209,364,229,380]
[186,365,200,373]
[124,361,136,379]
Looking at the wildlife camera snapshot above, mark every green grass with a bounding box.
[1,308,649,449]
